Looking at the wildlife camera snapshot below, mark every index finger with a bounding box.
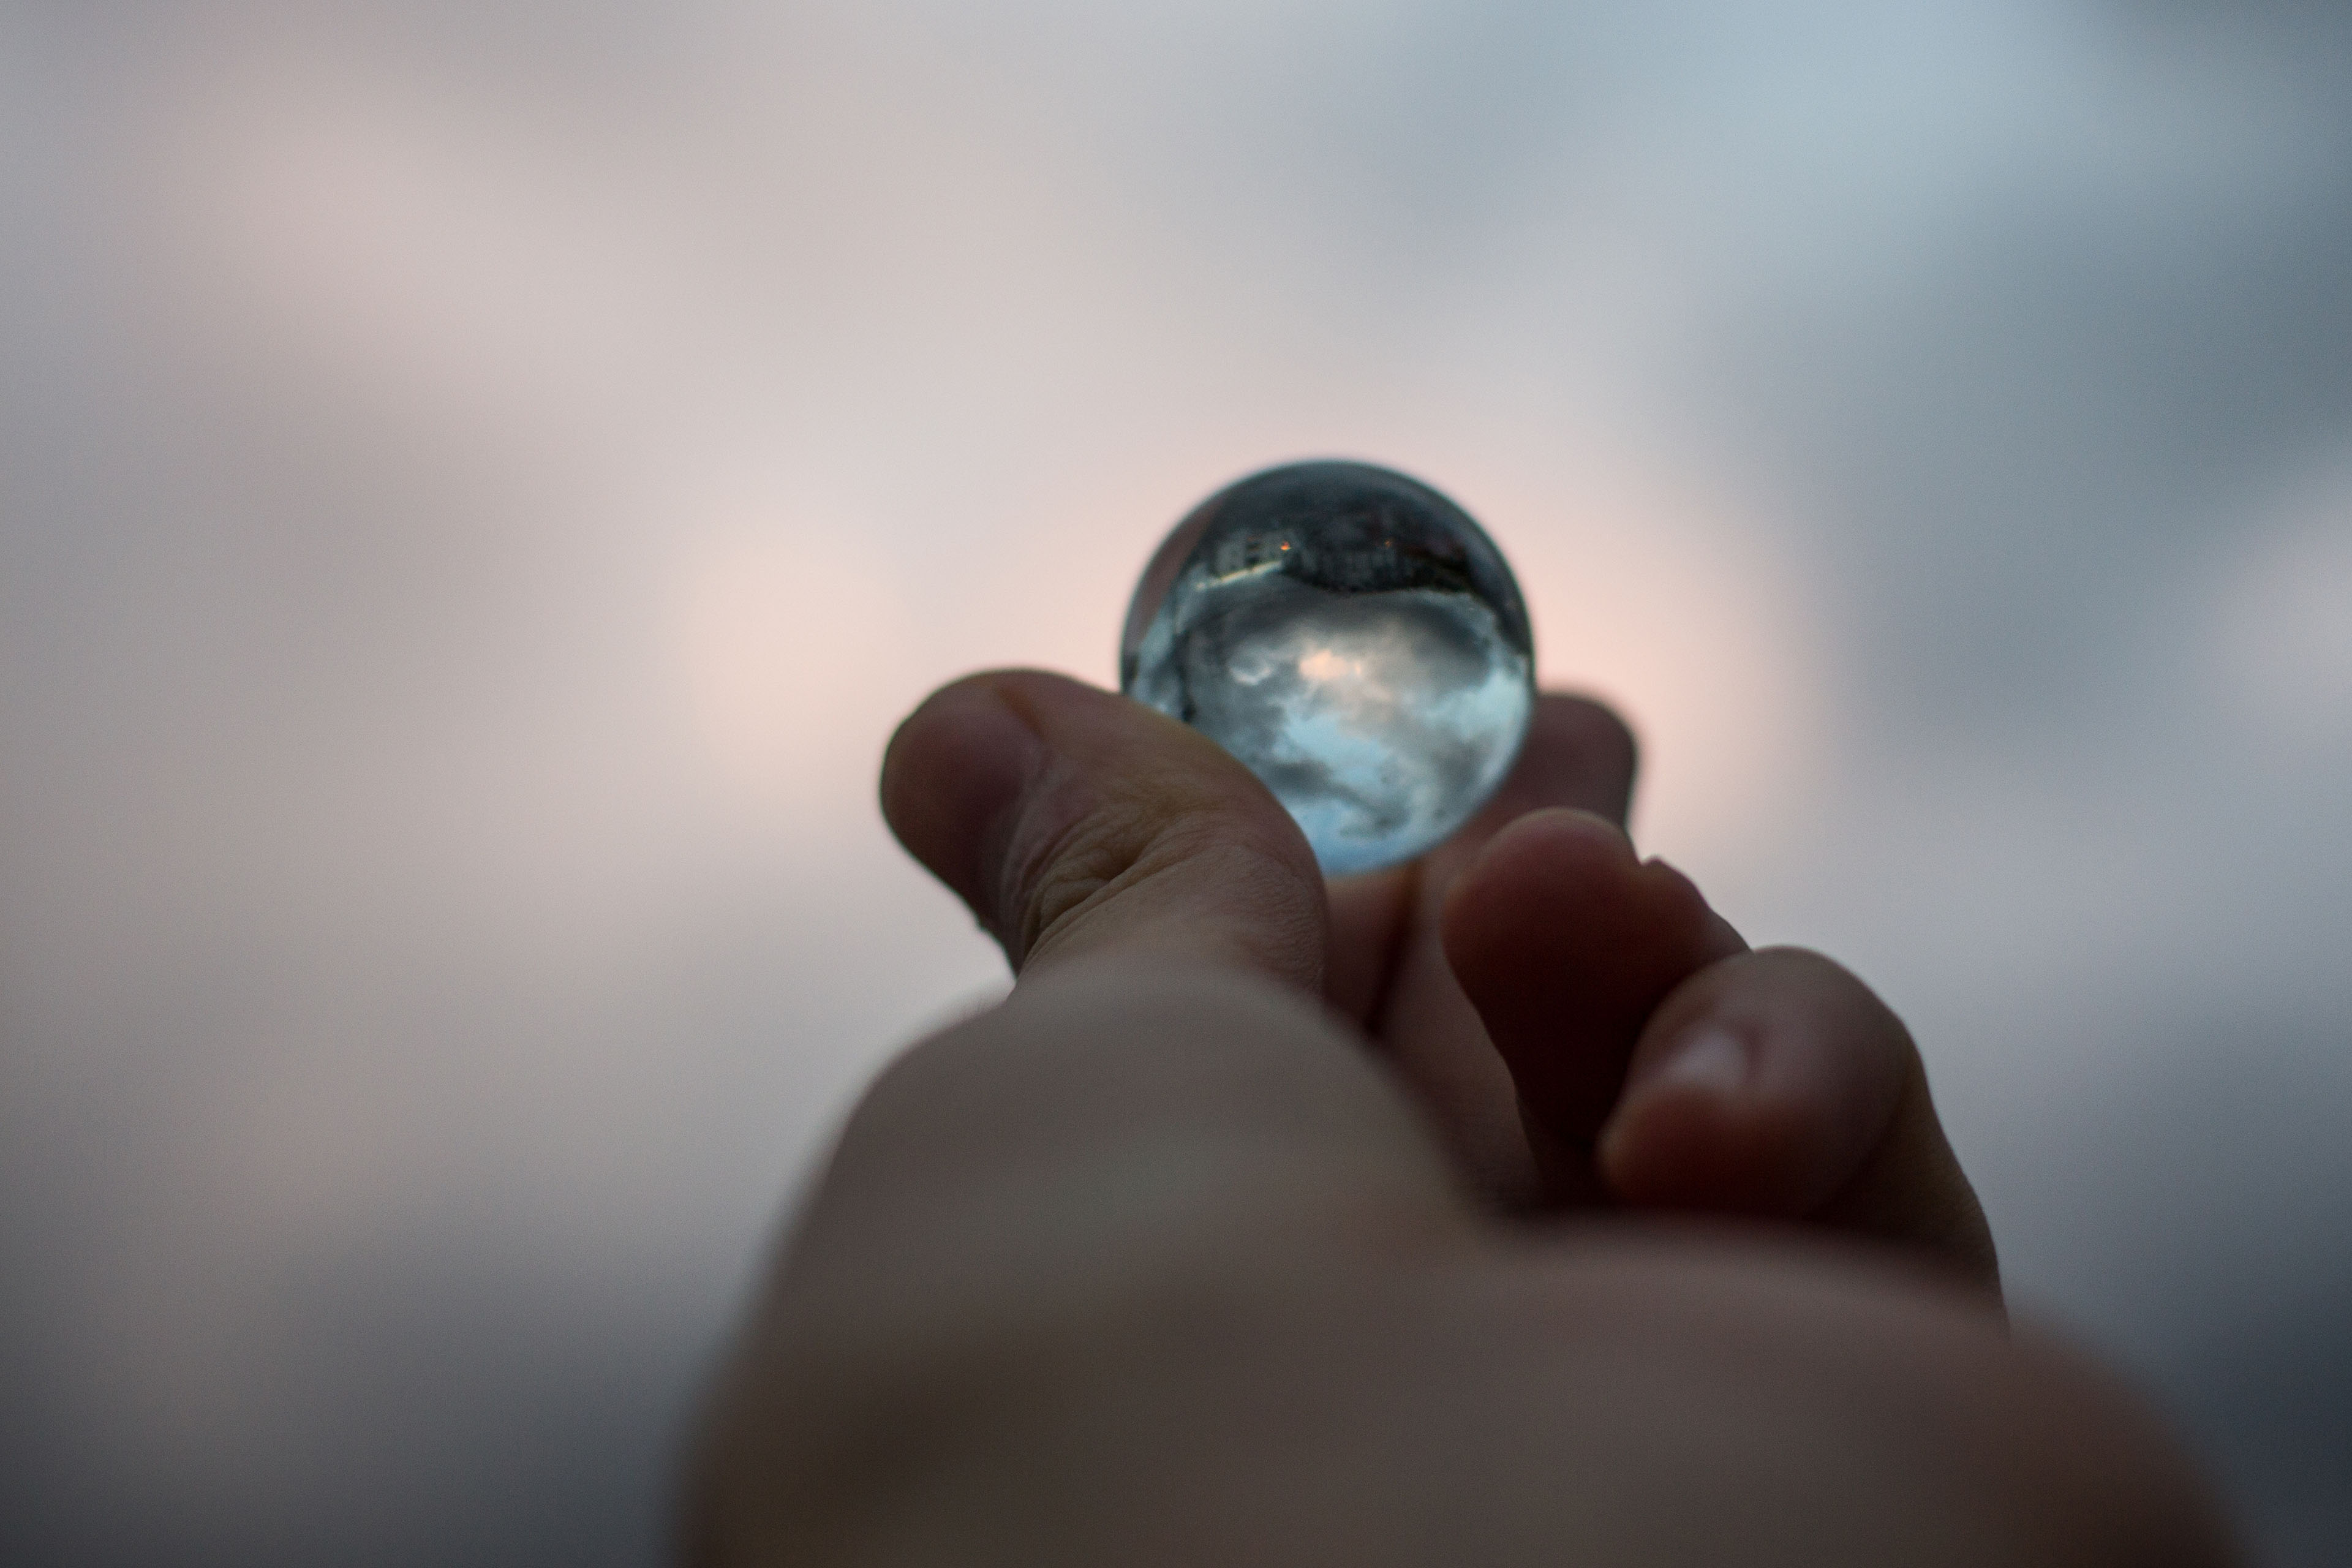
[1326,694,1640,1202]
[1327,693,1638,1019]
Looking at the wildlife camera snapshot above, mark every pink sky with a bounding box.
[4,6,2348,1562]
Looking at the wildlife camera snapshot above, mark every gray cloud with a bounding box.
[4,2,2349,1564]
[0,1240,718,1568]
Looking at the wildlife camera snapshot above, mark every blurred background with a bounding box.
[2,2,2348,1563]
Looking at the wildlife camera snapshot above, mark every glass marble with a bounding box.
[1121,461,1535,876]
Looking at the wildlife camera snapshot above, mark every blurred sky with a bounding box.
[2,3,2348,1565]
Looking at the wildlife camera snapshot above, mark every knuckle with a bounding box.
[1015,798,1159,959]
[1008,785,1317,975]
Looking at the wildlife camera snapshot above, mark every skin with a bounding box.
[682,670,2237,1567]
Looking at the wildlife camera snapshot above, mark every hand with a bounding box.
[682,669,2231,1566]
[883,669,1994,1279]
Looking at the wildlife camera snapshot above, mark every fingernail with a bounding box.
[1654,1027,1749,1099]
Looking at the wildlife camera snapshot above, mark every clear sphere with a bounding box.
[1121,461,1536,877]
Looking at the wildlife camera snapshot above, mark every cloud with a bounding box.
[1180,582,1530,871]
[0,1234,718,1568]
[4,4,2350,1564]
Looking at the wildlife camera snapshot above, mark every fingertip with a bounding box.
[1600,950,1916,1224]
[1441,811,1725,990]
[881,673,1050,918]
[1598,1019,1827,1215]
[881,668,1327,986]
[1531,693,1638,805]
[1436,810,1747,1167]
[1441,807,1634,925]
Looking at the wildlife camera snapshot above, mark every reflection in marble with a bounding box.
[1123,462,1535,876]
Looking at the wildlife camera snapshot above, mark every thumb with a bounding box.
[881,669,1328,990]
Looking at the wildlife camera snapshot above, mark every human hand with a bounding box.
[682,669,2229,1566]
[883,669,1994,1280]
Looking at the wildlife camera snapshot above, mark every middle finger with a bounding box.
[1351,694,1638,1204]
